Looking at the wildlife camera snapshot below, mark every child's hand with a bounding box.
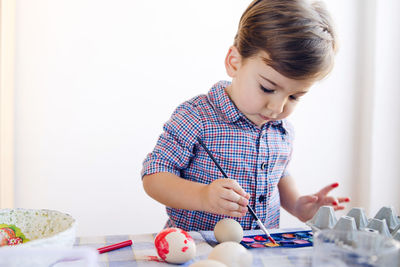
[201,178,250,217]
[294,182,350,222]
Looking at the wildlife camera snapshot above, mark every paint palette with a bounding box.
[240,230,313,249]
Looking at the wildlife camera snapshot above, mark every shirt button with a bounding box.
[259,195,266,203]
[261,163,267,170]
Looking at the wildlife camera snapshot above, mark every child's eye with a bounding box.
[290,95,304,101]
[260,85,275,93]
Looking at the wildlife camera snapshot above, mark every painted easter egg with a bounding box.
[154,228,196,264]
[208,241,253,267]
[214,218,243,243]
[189,259,227,267]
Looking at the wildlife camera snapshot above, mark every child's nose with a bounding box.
[266,98,285,116]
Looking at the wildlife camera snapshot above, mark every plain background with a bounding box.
[14,0,400,236]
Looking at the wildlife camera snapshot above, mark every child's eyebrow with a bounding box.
[293,91,308,97]
[259,74,280,88]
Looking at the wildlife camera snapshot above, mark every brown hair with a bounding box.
[234,0,337,80]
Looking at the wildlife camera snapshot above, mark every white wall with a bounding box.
[369,0,400,215]
[14,0,400,236]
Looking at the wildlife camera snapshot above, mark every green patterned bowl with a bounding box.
[0,208,76,248]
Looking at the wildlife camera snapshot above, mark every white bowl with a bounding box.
[0,208,76,248]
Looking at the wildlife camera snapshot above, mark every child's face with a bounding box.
[225,48,315,127]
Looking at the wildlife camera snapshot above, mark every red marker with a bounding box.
[97,240,133,254]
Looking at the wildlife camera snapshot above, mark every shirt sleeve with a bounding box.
[141,100,202,178]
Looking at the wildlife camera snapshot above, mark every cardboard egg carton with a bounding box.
[306,206,400,242]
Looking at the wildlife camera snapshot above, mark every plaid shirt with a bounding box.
[142,81,293,231]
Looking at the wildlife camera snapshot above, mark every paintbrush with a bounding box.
[197,137,277,244]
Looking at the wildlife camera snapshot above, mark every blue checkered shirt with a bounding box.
[142,81,294,231]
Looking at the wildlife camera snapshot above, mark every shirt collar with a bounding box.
[207,80,288,134]
[207,80,241,123]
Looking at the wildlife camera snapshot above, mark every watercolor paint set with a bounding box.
[241,230,313,249]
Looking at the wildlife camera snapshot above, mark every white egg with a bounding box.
[208,241,253,267]
[154,228,196,264]
[189,259,227,267]
[214,218,244,243]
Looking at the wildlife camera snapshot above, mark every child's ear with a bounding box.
[225,46,242,78]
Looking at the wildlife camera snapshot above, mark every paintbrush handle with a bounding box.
[196,137,277,244]
[246,204,257,219]
[197,136,259,219]
[197,138,229,178]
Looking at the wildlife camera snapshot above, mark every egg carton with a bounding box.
[306,206,400,242]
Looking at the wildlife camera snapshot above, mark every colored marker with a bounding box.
[97,240,133,254]
[197,137,277,244]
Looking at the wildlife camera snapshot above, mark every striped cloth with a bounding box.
[142,81,294,231]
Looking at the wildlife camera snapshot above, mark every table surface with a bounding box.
[74,227,314,267]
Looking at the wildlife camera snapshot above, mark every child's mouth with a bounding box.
[259,114,272,121]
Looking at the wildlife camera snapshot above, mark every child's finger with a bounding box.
[218,198,248,215]
[299,195,318,204]
[333,205,346,211]
[316,182,339,196]
[321,196,339,206]
[220,187,248,207]
[337,197,351,203]
[221,179,248,197]
[237,196,249,207]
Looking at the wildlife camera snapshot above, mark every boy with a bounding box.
[142,0,350,231]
